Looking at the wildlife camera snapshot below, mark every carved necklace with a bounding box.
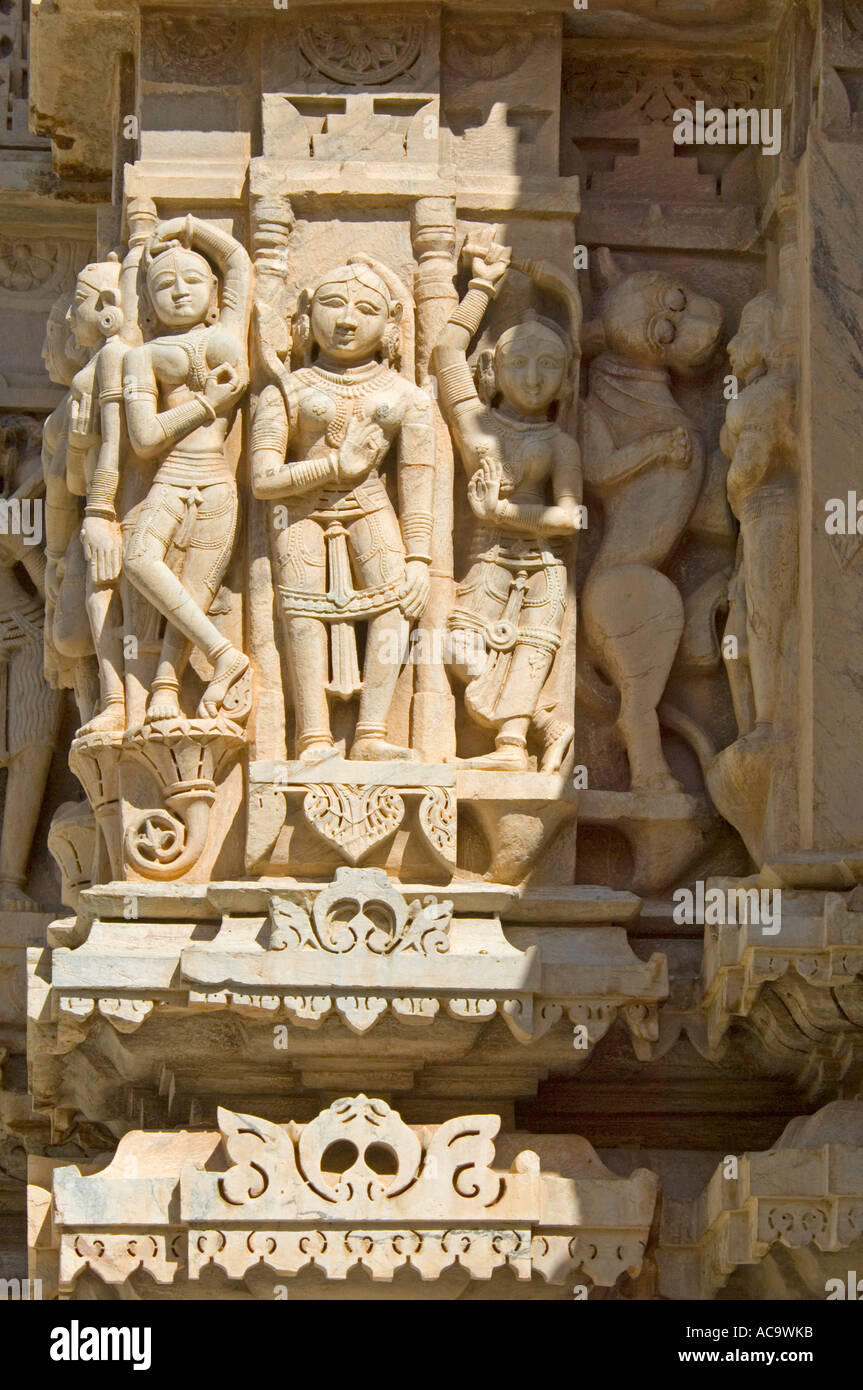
[310,360,390,393]
[154,326,210,392]
[307,360,391,447]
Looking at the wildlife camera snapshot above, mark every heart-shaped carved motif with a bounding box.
[302,784,405,864]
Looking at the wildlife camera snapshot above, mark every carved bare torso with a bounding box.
[722,371,795,519]
[145,326,240,470]
[286,362,414,488]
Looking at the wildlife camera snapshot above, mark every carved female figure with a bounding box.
[0,418,61,909]
[41,290,95,718]
[434,238,582,772]
[719,291,796,749]
[43,258,127,734]
[120,217,253,724]
[251,257,434,763]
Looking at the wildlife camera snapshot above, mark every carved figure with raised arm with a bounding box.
[433,232,583,772]
[121,216,253,724]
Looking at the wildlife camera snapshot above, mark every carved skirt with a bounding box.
[275,476,407,622]
[124,478,238,598]
[448,546,567,657]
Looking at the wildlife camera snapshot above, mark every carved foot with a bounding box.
[349,738,417,762]
[462,744,531,772]
[630,769,684,795]
[78,702,125,737]
[731,721,780,754]
[0,877,38,912]
[144,691,181,724]
[198,651,251,720]
[298,739,339,765]
[539,721,574,774]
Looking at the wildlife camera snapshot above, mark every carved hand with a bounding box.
[203,362,245,415]
[81,515,123,584]
[147,217,192,258]
[661,426,693,470]
[467,450,504,521]
[337,419,387,485]
[400,559,430,620]
[464,230,511,289]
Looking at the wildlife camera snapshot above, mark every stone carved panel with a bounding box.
[562,50,763,248]
[12,0,863,1313]
[0,0,47,149]
[659,1098,863,1299]
[708,292,798,864]
[297,17,424,87]
[44,1096,658,1293]
[0,416,61,910]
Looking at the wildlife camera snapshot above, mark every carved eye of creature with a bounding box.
[664,287,687,312]
[652,316,677,345]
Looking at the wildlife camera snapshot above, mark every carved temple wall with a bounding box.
[1,0,863,1302]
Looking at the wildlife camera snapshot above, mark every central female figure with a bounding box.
[251,258,435,763]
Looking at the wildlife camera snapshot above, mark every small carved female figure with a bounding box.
[434,237,582,772]
[719,291,796,748]
[0,418,61,909]
[41,290,96,719]
[251,257,434,763]
[120,217,253,723]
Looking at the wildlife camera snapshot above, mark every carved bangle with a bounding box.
[84,504,117,521]
[405,552,432,564]
[154,395,215,443]
[450,287,495,337]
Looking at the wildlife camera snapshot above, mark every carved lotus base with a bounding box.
[121,716,246,881]
[68,731,123,882]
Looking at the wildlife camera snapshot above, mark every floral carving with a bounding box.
[564,61,763,129]
[149,17,245,83]
[298,18,422,87]
[442,27,535,81]
[269,867,452,956]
